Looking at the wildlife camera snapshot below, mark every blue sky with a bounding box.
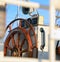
[6,0,49,26]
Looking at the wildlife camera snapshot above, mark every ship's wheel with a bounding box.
[4,18,38,58]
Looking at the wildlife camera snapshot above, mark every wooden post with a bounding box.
[49,0,56,62]
[0,4,6,38]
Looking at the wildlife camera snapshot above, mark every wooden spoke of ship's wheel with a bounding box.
[11,35,16,48]
[17,38,29,57]
[15,33,20,48]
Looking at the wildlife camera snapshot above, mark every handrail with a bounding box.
[40,28,45,51]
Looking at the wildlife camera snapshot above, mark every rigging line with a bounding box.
[12,5,20,27]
